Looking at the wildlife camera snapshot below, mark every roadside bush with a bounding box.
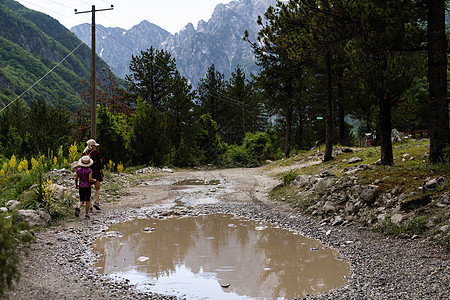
[404,216,428,235]
[193,114,227,165]
[221,132,278,167]
[283,171,299,186]
[376,215,428,237]
[0,214,23,298]
[222,145,259,167]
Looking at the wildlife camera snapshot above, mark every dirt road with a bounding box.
[7,166,450,299]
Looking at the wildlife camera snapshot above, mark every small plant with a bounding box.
[9,155,16,171]
[117,162,124,174]
[42,177,56,210]
[69,142,78,162]
[283,171,299,186]
[30,157,38,170]
[0,214,22,298]
[404,216,428,235]
[375,215,402,235]
[376,215,428,237]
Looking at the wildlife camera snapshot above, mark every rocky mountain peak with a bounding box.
[71,0,277,85]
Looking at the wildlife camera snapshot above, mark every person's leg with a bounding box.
[85,200,91,217]
[75,202,81,217]
[93,180,101,210]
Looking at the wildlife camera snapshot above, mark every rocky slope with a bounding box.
[268,142,450,250]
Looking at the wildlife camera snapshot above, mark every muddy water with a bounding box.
[173,179,221,185]
[93,214,349,299]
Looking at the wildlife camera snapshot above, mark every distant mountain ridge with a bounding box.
[71,0,276,85]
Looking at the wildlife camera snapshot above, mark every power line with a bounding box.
[0,42,84,114]
[18,0,88,25]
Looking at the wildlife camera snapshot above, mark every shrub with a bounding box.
[222,145,259,168]
[283,171,299,186]
[404,216,428,235]
[0,214,22,298]
[376,215,428,237]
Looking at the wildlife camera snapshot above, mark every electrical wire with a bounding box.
[0,42,84,113]
[18,0,87,25]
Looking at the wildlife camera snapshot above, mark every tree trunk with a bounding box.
[338,81,345,145]
[428,0,449,163]
[324,50,333,161]
[298,111,303,148]
[284,106,293,158]
[379,92,393,165]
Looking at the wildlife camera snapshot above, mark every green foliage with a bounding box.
[166,139,199,167]
[193,114,226,165]
[442,145,450,164]
[221,132,276,168]
[0,0,111,109]
[97,105,130,164]
[125,46,176,108]
[222,145,259,168]
[130,98,169,166]
[0,214,22,298]
[0,99,74,158]
[376,215,428,237]
[282,171,298,186]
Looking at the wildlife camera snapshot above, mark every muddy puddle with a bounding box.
[173,179,221,186]
[93,214,349,299]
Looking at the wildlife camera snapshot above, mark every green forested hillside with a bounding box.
[0,0,110,109]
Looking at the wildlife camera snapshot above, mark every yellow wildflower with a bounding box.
[117,163,124,174]
[9,155,16,170]
[69,143,78,162]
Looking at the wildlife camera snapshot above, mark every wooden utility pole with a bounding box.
[75,5,113,139]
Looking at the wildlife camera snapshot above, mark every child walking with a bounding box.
[75,155,96,219]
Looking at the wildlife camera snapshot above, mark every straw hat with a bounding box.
[86,139,99,147]
[78,155,93,167]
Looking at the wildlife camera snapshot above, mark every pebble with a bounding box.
[8,200,450,300]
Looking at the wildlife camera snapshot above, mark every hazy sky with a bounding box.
[15,0,233,34]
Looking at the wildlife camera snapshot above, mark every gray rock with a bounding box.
[323,201,336,213]
[391,213,404,225]
[319,170,336,178]
[16,209,51,227]
[344,164,369,175]
[53,184,65,200]
[142,227,156,232]
[331,216,343,226]
[70,161,78,172]
[359,185,378,203]
[392,128,402,143]
[0,207,8,213]
[348,157,363,164]
[6,200,20,210]
[423,177,446,192]
[345,202,356,214]
[311,177,337,192]
[438,193,449,204]
[291,175,312,188]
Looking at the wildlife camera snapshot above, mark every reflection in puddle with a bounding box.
[173,179,221,186]
[93,214,349,299]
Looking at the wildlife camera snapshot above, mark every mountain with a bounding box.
[71,0,276,85]
[72,21,171,82]
[0,0,111,109]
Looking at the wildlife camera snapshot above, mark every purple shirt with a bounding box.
[77,167,92,188]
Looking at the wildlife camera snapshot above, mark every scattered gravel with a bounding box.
[7,168,450,300]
